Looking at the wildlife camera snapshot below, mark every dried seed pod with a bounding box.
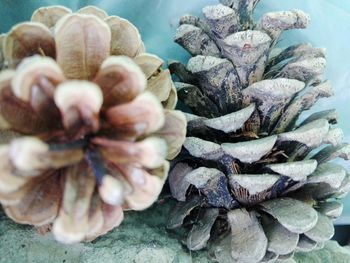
[169,1,350,262]
[0,6,186,244]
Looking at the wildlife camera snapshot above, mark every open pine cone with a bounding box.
[0,6,186,244]
[168,1,350,262]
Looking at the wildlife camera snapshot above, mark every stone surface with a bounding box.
[0,201,211,263]
[294,241,350,263]
[1,200,350,263]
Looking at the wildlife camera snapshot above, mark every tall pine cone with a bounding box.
[0,6,186,244]
[168,1,350,262]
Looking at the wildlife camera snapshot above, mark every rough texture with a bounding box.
[294,241,350,263]
[169,0,350,262]
[1,204,350,263]
[0,202,211,263]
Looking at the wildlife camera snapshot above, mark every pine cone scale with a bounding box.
[4,171,62,226]
[5,22,56,67]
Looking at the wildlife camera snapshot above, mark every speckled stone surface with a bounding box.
[0,201,211,263]
[294,241,350,263]
[1,200,350,263]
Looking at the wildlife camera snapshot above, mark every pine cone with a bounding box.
[168,1,350,262]
[0,6,186,244]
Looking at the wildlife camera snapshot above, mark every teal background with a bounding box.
[0,0,349,222]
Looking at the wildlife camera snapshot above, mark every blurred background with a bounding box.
[0,0,349,241]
